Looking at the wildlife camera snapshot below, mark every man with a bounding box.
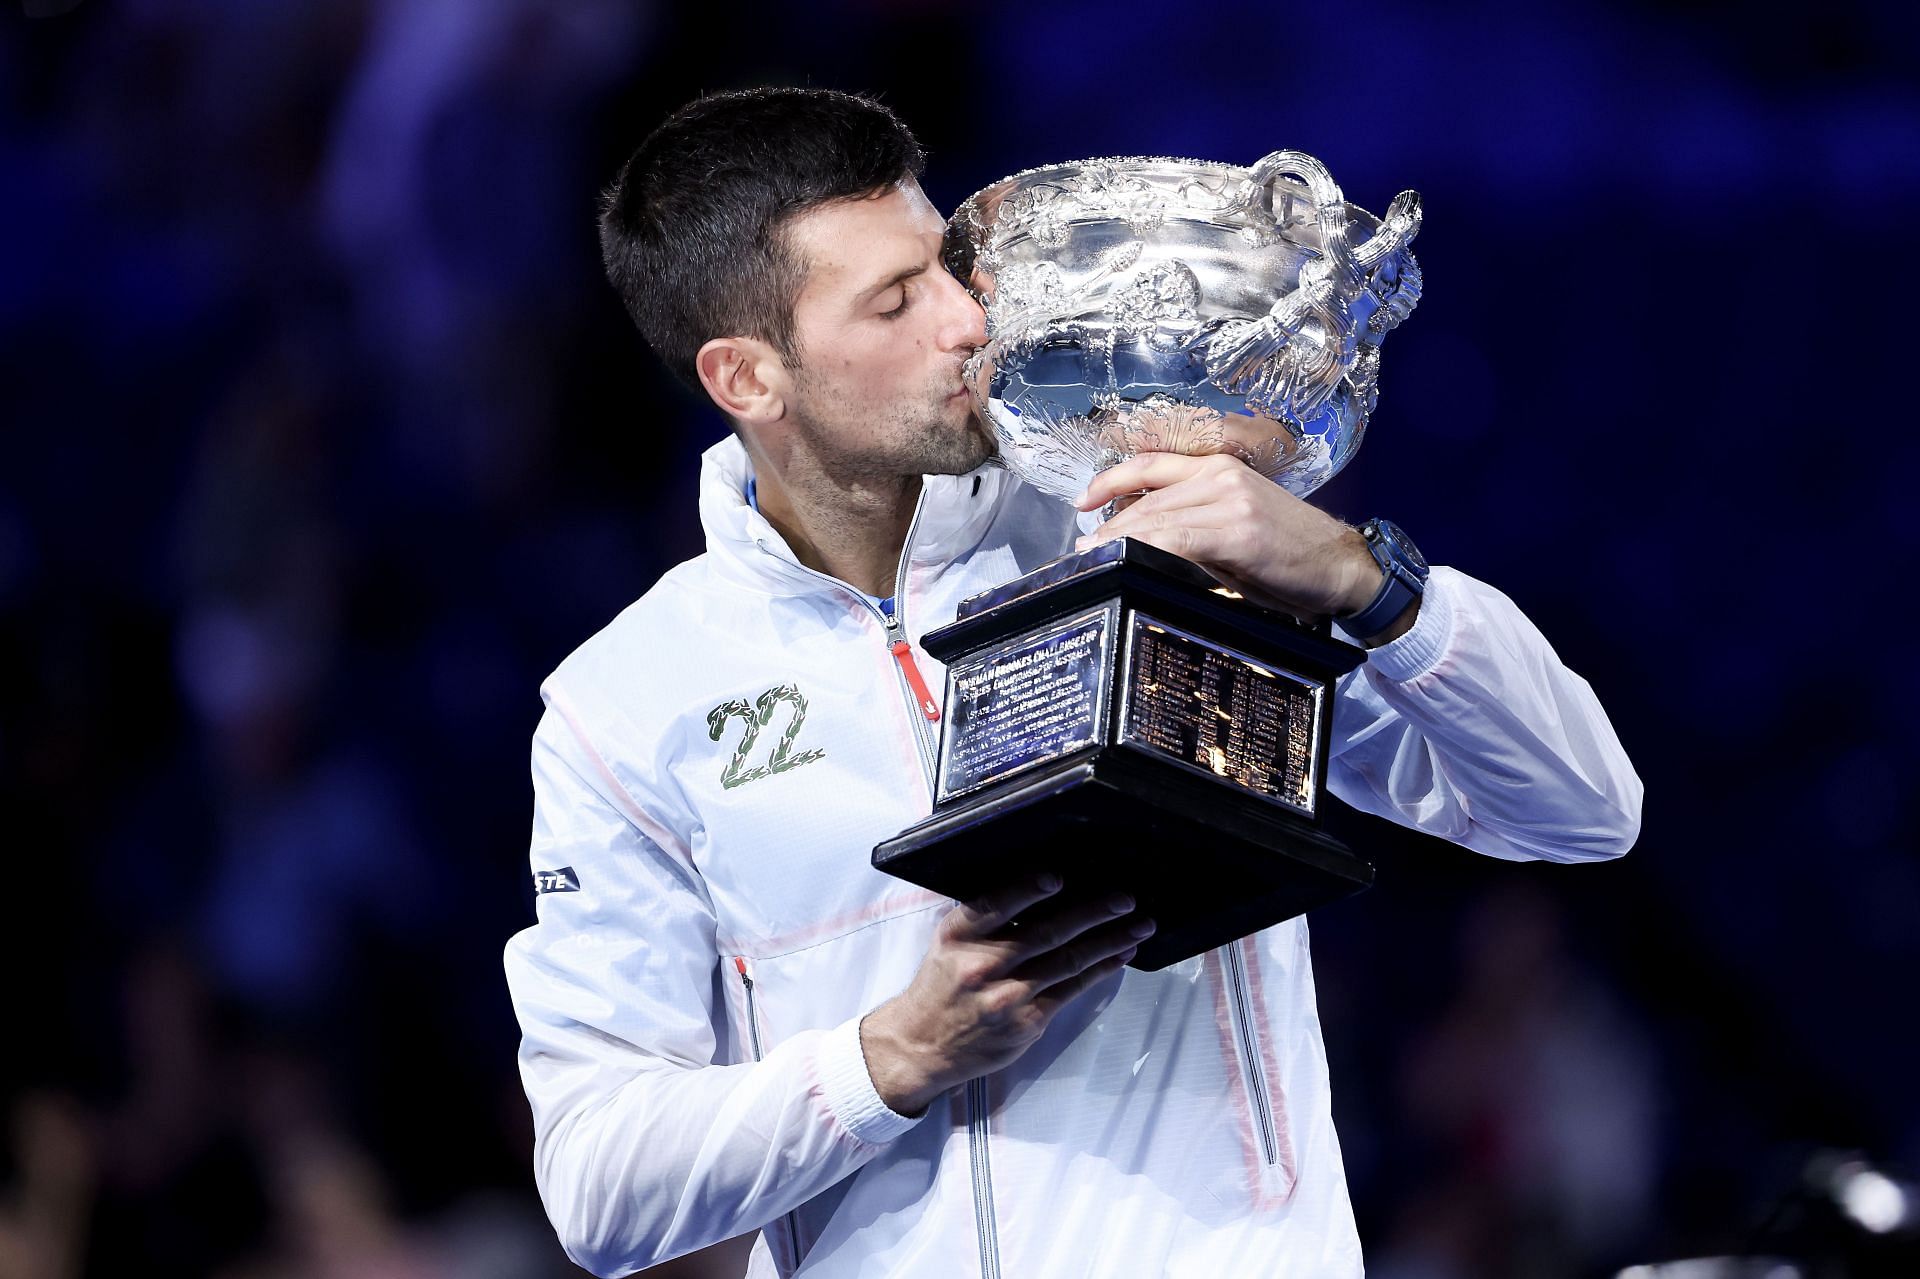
[504,87,1641,1277]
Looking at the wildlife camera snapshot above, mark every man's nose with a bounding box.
[939,271,988,351]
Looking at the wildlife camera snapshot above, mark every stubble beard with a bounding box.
[792,374,993,486]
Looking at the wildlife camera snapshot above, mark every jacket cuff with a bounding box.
[817,1015,925,1146]
[1345,565,1457,683]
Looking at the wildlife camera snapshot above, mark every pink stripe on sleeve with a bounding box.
[544,680,697,873]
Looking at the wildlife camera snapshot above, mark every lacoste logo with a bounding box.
[706,683,826,789]
[533,866,580,895]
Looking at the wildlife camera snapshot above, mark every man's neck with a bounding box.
[746,444,921,599]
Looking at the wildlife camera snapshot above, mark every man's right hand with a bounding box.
[857,874,1155,1116]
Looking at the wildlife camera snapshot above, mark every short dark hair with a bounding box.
[598,87,927,396]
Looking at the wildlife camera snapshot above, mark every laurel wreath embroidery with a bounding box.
[705,684,826,789]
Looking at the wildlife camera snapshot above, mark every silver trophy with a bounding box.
[946,149,1421,501]
[874,151,1423,968]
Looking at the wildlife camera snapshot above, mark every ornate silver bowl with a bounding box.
[946,151,1423,500]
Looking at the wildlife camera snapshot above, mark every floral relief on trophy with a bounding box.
[1235,220,1283,249]
[1062,165,1166,234]
[991,391,1306,502]
[975,241,1004,287]
[1343,345,1383,426]
[1108,260,1203,348]
[984,241,1152,349]
[985,261,1067,344]
[1107,394,1302,482]
[999,184,1075,247]
[1364,251,1423,335]
[986,395,1113,498]
[1155,169,1279,247]
[1095,394,1223,461]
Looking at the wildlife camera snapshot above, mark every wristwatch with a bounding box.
[1340,518,1429,641]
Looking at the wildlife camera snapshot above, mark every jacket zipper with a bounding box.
[882,495,941,790]
[888,621,941,724]
[756,488,940,787]
[886,499,1002,1278]
[750,481,1001,1274]
[966,1077,1002,1279]
[1221,943,1279,1166]
[735,957,805,1272]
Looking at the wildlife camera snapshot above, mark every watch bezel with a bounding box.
[1364,518,1429,583]
[1342,518,1427,640]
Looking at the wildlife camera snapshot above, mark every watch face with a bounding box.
[1373,520,1429,577]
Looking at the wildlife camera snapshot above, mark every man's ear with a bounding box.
[696,337,789,426]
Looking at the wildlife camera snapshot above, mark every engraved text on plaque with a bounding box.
[1121,614,1323,815]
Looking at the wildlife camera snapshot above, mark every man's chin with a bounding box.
[961,406,998,466]
[958,419,997,474]
[919,408,995,476]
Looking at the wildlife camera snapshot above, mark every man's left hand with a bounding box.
[1075,451,1388,626]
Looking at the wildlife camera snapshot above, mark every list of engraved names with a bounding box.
[1125,620,1317,811]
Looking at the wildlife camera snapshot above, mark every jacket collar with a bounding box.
[697,434,1013,598]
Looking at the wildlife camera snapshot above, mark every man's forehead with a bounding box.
[787,179,945,296]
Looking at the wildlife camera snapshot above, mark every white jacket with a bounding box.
[504,436,1642,1278]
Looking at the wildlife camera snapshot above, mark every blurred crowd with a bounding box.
[3,0,1916,1275]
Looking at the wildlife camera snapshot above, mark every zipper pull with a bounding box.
[733,955,753,991]
[889,638,941,722]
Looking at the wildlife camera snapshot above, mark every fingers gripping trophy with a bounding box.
[872,151,1425,969]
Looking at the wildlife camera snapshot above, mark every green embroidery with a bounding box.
[707,684,826,789]
[706,698,766,789]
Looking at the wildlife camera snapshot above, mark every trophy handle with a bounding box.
[1209,154,1424,419]
[1247,151,1422,274]
[1354,189,1422,273]
[1206,151,1356,416]
[1248,149,1355,278]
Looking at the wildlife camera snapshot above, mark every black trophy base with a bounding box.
[873,742,1373,971]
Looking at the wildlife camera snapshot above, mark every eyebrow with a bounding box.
[855,262,929,307]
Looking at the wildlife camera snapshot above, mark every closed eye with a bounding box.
[865,262,929,321]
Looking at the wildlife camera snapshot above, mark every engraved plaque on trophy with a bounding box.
[874,539,1372,970]
[873,150,1424,969]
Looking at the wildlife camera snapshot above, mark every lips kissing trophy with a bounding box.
[872,151,1424,968]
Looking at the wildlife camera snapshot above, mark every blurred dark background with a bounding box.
[3,0,1916,1275]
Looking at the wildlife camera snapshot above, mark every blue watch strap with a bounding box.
[1341,519,1427,641]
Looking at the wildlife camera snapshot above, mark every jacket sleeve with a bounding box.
[503,705,923,1277]
[1326,566,1643,863]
